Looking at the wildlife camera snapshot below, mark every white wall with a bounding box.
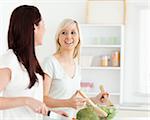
[0,0,36,55]
[86,1,124,24]
[122,0,150,105]
[0,3,2,56]
[0,0,86,62]
[34,0,86,63]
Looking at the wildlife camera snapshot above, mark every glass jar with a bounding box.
[100,55,109,67]
[111,51,120,67]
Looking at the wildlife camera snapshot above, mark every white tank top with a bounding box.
[0,49,43,120]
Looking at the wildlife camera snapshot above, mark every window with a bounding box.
[139,9,150,94]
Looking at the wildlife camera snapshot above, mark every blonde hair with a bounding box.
[55,18,82,59]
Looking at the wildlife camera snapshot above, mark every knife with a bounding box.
[47,110,73,120]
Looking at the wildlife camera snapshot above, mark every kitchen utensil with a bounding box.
[47,110,72,120]
[78,90,108,117]
[99,85,114,106]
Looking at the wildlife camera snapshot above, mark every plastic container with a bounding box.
[100,55,110,67]
[111,51,120,67]
[80,82,94,92]
[80,56,93,67]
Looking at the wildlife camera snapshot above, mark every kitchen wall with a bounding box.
[0,0,87,61]
[34,0,87,63]
[0,1,35,56]
[122,0,149,105]
[0,3,2,56]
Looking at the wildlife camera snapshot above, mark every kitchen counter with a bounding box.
[114,105,150,120]
[44,105,150,120]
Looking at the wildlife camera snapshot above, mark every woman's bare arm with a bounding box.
[43,74,71,108]
[0,68,48,115]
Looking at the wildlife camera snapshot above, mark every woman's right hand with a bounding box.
[25,97,48,115]
[68,91,87,109]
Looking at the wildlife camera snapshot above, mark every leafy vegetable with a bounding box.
[98,105,117,120]
[76,106,99,120]
[76,105,117,120]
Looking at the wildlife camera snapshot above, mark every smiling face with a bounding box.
[55,19,81,58]
[58,23,79,51]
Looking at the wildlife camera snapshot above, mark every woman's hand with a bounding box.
[25,97,48,115]
[68,91,87,109]
[91,92,109,105]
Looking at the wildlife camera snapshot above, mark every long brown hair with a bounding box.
[8,5,44,88]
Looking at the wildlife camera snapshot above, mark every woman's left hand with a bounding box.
[91,92,109,104]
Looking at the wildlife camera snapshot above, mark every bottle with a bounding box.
[111,51,120,67]
[100,55,109,67]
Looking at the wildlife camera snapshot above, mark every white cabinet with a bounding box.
[80,24,124,105]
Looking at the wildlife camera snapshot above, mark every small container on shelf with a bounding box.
[111,51,120,67]
[80,56,93,67]
[95,37,110,45]
[99,37,109,45]
[109,36,119,45]
[100,55,110,67]
[95,37,101,44]
[80,82,94,92]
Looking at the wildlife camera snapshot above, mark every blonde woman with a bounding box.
[42,18,108,119]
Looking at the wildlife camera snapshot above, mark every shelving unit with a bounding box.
[80,24,124,104]
[82,44,121,48]
[81,67,121,70]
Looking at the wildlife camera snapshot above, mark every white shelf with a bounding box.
[118,105,150,111]
[82,45,121,48]
[81,67,121,70]
[85,92,120,96]
[110,93,120,96]
[80,24,124,105]
[80,23,124,27]
[102,104,150,111]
